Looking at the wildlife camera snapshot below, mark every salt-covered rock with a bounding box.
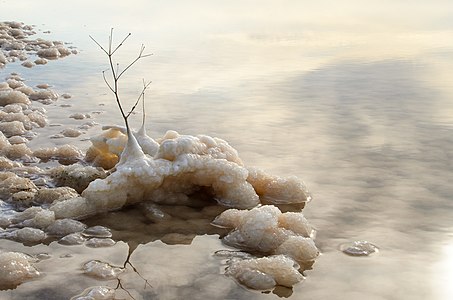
[34,58,47,65]
[59,233,86,245]
[34,186,79,204]
[46,218,87,236]
[1,143,33,160]
[12,207,55,229]
[0,90,30,106]
[14,227,46,243]
[0,251,39,289]
[61,128,82,137]
[21,61,35,68]
[8,135,28,144]
[0,172,37,199]
[50,164,107,193]
[82,226,112,238]
[37,47,60,59]
[0,156,22,170]
[49,197,96,219]
[0,120,27,137]
[33,144,83,163]
[29,89,58,101]
[85,238,116,248]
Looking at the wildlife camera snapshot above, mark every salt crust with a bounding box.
[0,251,39,289]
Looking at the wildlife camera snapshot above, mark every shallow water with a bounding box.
[1,1,453,299]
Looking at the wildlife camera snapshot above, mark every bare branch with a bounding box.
[112,32,132,55]
[102,70,115,92]
[89,35,108,55]
[126,80,152,119]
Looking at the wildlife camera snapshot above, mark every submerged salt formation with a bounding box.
[0,251,40,290]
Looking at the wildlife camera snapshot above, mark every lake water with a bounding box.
[1,1,453,299]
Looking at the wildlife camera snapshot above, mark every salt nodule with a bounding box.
[340,240,379,256]
[0,251,39,289]
[82,260,124,280]
[85,238,116,248]
[58,232,86,245]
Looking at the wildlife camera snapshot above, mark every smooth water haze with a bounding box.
[1,1,453,299]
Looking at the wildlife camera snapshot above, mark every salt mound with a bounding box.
[226,255,303,290]
[213,205,318,265]
[0,251,40,290]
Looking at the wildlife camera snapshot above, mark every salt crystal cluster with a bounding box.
[213,205,318,265]
[0,21,77,69]
[0,251,40,289]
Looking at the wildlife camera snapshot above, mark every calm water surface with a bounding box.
[1,1,453,299]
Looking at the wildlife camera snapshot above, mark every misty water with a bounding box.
[1,0,453,299]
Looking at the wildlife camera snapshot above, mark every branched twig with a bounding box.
[89,28,152,132]
[126,80,152,119]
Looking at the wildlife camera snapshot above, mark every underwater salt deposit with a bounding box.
[0,21,322,298]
